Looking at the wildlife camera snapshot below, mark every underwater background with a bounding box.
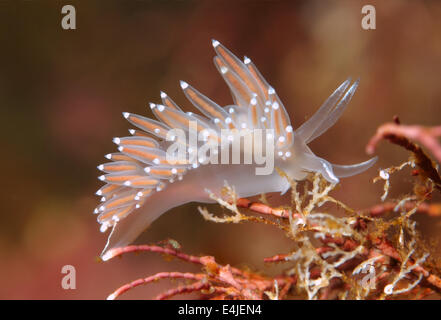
[1,0,441,299]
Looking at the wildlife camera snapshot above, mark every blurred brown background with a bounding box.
[0,0,440,299]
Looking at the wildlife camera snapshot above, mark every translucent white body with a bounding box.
[95,40,377,260]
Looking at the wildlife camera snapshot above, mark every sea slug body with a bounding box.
[94,40,377,260]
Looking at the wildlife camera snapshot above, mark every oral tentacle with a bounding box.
[332,156,378,178]
[299,153,340,184]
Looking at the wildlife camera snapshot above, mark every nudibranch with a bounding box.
[95,40,377,260]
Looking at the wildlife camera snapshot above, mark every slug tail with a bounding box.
[100,189,189,261]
